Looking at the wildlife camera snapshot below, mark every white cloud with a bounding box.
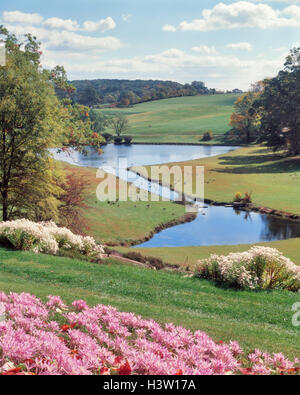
[47,47,283,90]
[47,31,122,52]
[43,17,80,31]
[283,4,300,17]
[1,11,121,53]
[2,11,116,33]
[3,10,43,25]
[3,23,122,53]
[227,42,253,51]
[191,45,217,54]
[122,14,132,22]
[250,0,300,3]
[164,1,300,32]
[162,24,177,32]
[82,17,116,32]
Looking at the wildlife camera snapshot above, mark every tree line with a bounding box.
[229,48,300,156]
[66,79,243,107]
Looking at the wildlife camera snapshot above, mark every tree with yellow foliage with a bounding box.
[229,92,261,143]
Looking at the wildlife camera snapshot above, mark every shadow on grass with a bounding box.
[219,153,285,166]
[0,243,17,252]
[215,155,300,174]
[195,276,281,294]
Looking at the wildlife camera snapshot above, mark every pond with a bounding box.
[53,144,300,247]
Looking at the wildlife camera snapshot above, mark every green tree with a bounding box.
[0,27,103,222]
[0,28,66,221]
[60,103,104,153]
[109,113,129,137]
[78,82,100,107]
[253,48,300,155]
[89,109,108,134]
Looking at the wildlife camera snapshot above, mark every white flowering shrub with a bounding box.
[0,219,105,259]
[195,247,300,292]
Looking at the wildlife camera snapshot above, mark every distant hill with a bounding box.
[66,79,243,107]
[100,93,241,144]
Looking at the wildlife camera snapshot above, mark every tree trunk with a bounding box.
[2,189,8,221]
[246,120,251,143]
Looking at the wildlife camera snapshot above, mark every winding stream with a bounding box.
[53,144,300,247]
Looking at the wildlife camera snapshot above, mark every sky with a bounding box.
[0,0,299,90]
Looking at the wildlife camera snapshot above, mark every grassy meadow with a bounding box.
[0,246,299,358]
[61,162,185,245]
[101,94,239,144]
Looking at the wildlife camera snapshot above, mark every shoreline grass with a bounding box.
[133,146,300,214]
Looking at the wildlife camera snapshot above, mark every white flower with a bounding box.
[0,219,105,259]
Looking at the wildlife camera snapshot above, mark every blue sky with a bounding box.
[0,0,299,89]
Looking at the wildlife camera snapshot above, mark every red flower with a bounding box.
[154,350,164,359]
[118,361,132,375]
[114,356,123,365]
[100,367,109,375]
[239,368,253,375]
[279,367,300,375]
[24,359,35,365]
[61,324,70,332]
[1,367,22,375]
[175,369,183,375]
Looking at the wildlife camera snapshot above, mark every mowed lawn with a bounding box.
[100,94,240,144]
[117,238,300,270]
[61,162,185,245]
[133,146,300,214]
[0,247,299,358]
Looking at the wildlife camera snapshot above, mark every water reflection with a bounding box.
[260,215,300,241]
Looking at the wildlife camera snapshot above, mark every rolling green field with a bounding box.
[101,94,240,144]
[0,246,299,358]
[133,146,300,214]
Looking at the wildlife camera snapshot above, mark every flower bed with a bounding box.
[0,292,298,375]
[0,219,104,259]
[195,246,300,291]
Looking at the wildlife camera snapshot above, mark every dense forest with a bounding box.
[67,79,243,107]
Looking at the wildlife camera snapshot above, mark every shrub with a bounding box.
[244,191,252,203]
[101,133,113,143]
[123,251,147,263]
[1,292,298,375]
[234,192,252,204]
[58,172,90,235]
[114,136,123,145]
[145,256,165,270]
[202,130,213,141]
[234,192,243,202]
[195,246,300,291]
[0,219,105,259]
[124,136,133,145]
